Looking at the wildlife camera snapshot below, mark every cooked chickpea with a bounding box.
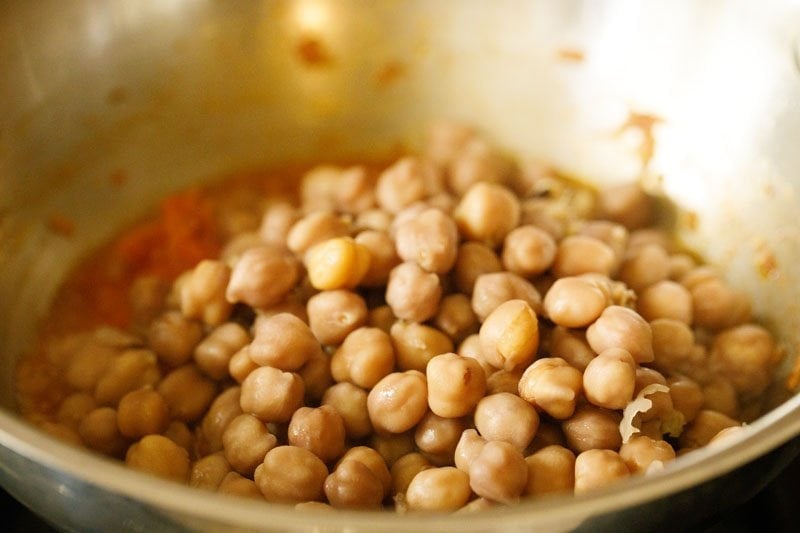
[679,410,740,449]
[583,348,636,410]
[578,220,629,269]
[390,453,432,496]
[529,420,568,452]
[93,349,161,407]
[239,366,304,423]
[709,324,779,398]
[432,294,478,344]
[474,393,539,451]
[147,312,204,367]
[406,467,471,511]
[57,392,97,430]
[385,262,442,323]
[158,365,218,423]
[702,377,740,418]
[426,120,475,167]
[354,230,400,287]
[468,440,528,504]
[618,243,670,292]
[454,242,503,294]
[501,225,557,277]
[354,209,393,233]
[367,371,428,434]
[650,318,695,373]
[457,334,494,376]
[573,449,630,494]
[198,387,242,455]
[414,412,467,465]
[225,246,300,309]
[518,357,583,419]
[454,428,487,473]
[339,446,392,496]
[129,276,170,328]
[298,349,334,403]
[228,346,258,384]
[448,139,509,196]
[562,405,623,453]
[126,434,190,482]
[707,425,748,448]
[255,446,328,504]
[258,201,299,246]
[549,327,596,372]
[194,322,250,380]
[586,306,654,364]
[690,277,751,331]
[552,236,616,278]
[305,237,371,291]
[543,276,608,329]
[322,382,372,439]
[618,435,676,474]
[288,406,346,463]
[307,290,368,346]
[667,375,704,423]
[596,182,652,230]
[116,388,170,439]
[180,260,232,326]
[189,452,232,491]
[324,459,385,509]
[249,312,322,371]
[368,304,396,333]
[426,353,487,418]
[78,407,128,457]
[454,182,520,246]
[286,210,350,256]
[472,272,542,323]
[479,299,539,371]
[331,327,395,389]
[395,207,459,274]
[163,420,194,453]
[525,445,576,496]
[217,472,263,499]
[222,413,278,476]
[486,369,523,395]
[387,322,451,374]
[375,157,440,214]
[370,432,416,467]
[636,280,692,324]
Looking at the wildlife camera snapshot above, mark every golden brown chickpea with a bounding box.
[197,387,243,455]
[163,420,194,453]
[577,220,629,270]
[525,445,576,496]
[222,413,278,476]
[147,312,204,368]
[194,322,250,380]
[258,201,300,246]
[471,272,542,323]
[518,357,583,419]
[367,371,428,434]
[543,276,608,329]
[650,318,695,373]
[474,393,540,451]
[406,467,472,511]
[354,230,401,287]
[367,305,396,334]
[596,182,653,230]
[305,236,371,290]
[501,225,557,277]
[57,392,97,431]
[288,406,346,463]
[454,428,487,473]
[298,349,334,403]
[79,407,128,457]
[338,446,392,496]
[286,211,350,257]
[255,446,328,504]
[331,327,395,389]
[618,435,676,474]
[249,312,322,371]
[455,182,520,247]
[549,327,596,372]
[573,449,630,494]
[180,259,232,327]
[689,277,751,331]
[189,452,232,491]
[390,321,454,373]
[322,382,372,440]
[618,244,670,292]
[434,294,479,344]
[486,369,523,395]
[552,236,616,278]
[702,377,740,418]
[375,157,440,214]
[227,346,259,384]
[324,459,385,509]
[709,324,780,398]
[370,432,416,468]
[385,262,442,323]
[414,412,467,466]
[479,299,539,371]
[426,353,487,418]
[637,280,693,324]
[562,405,623,453]
[157,365,218,423]
[239,366,305,423]
[395,207,459,274]
[586,306,654,364]
[667,375,705,424]
[225,245,300,309]
[583,348,636,410]
[457,334,494,376]
[125,434,190,482]
[390,453,433,496]
[454,241,503,294]
[679,410,740,449]
[93,349,161,407]
[116,388,170,439]
[307,290,368,346]
[468,440,528,504]
[217,472,264,500]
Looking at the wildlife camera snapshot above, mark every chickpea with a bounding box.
[391,453,432,496]
[354,230,400,287]
[331,327,395,389]
[163,420,194,453]
[486,369,523,395]
[525,445,576,496]
[334,166,375,214]
[126,434,190,482]
[454,242,503,294]
[432,294,477,344]
[388,321,453,373]
[586,306,654,364]
[518,357,583,419]
[194,323,250,380]
[500,225,557,277]
[529,420,568,452]
[375,157,440,214]
[583,348,636,410]
[618,243,670,292]
[454,429,487,473]
[222,413,278,476]
[63,331,132,391]
[288,406,346,463]
[93,349,161,407]
[702,377,740,418]
[189,452,232,491]
[457,334,494,376]
[217,472,264,500]
[552,236,616,278]
[395,207,459,274]
[385,262,442,323]
[549,327,596,372]
[667,253,697,281]
[596,182,652,230]
[158,365,218,423]
[322,382,372,439]
[468,440,528,504]
[286,211,350,257]
[667,375,704,423]
[414,412,467,465]
[367,371,428,434]
[324,460,385,509]
[650,318,695,373]
[618,435,676,475]
[354,209,392,233]
[405,467,471,511]
[307,290,368,346]
[249,312,322,371]
[116,388,170,439]
[479,299,539,371]
[180,260,232,326]
[448,139,510,196]
[562,405,623,453]
[679,410,740,449]
[57,392,97,431]
[573,449,630,494]
[543,276,608,329]
[709,324,779,398]
[370,432,416,467]
[454,182,520,247]
[240,366,304,423]
[368,305,396,334]
[518,198,569,240]
[339,446,392,496]
[78,407,128,457]
[258,201,300,246]
[426,353,487,418]
[225,245,300,310]
[305,237,371,291]
[255,446,328,504]
[147,312,204,367]
[474,393,539,451]
[690,277,751,331]
[298,349,334,403]
[228,346,258,384]
[129,275,170,328]
[472,272,542,323]
[577,220,629,269]
[636,280,692,324]
[197,387,242,455]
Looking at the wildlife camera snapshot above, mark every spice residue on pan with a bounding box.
[617,111,663,168]
[754,239,779,280]
[296,35,334,67]
[556,47,586,63]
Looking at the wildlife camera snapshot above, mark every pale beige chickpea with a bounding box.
[305,236,371,291]
[217,472,263,500]
[93,348,161,407]
[298,349,333,403]
[668,253,697,281]
[385,262,442,323]
[618,243,670,292]
[690,277,751,331]
[116,388,170,439]
[454,241,503,294]
[543,276,608,329]
[390,321,454,373]
[222,413,278,476]
[331,327,395,389]
[249,312,322,371]
[702,377,740,418]
[147,311,204,367]
[426,352,487,418]
[391,453,433,496]
[395,207,459,274]
[367,304,396,333]
[199,386,242,455]
[288,406,346,464]
[286,210,350,257]
[433,294,478,344]
[529,420,568,452]
[552,236,616,278]
[524,445,576,496]
[454,428,487,473]
[240,366,305,423]
[596,182,653,230]
[518,198,569,240]
[180,259,232,326]
[454,182,520,247]
[258,201,300,246]
[474,392,539,451]
[562,405,623,453]
[619,435,676,474]
[370,432,416,468]
[577,220,630,270]
[667,375,705,424]
[709,324,780,398]
[650,318,695,373]
[518,357,583,419]
[405,467,471,511]
[636,280,693,324]
[57,392,97,431]
[307,290,368,346]
[228,346,259,384]
[78,407,129,457]
[157,365,218,423]
[468,440,528,504]
[471,272,542,323]
[354,208,393,233]
[189,452,232,491]
[549,327,596,372]
[679,410,740,449]
[322,382,372,440]
[457,334,494,376]
[479,299,539,372]
[583,348,636,410]
[573,449,630,494]
[486,369,523,395]
[414,412,467,466]
[126,434,190,482]
[194,322,250,380]
[586,305,654,364]
[501,225,557,277]
[255,446,328,504]
[367,371,428,434]
[448,138,510,196]
[338,446,392,496]
[426,120,475,167]
[225,245,300,309]
[375,157,440,214]
[324,459,385,508]
[354,230,400,287]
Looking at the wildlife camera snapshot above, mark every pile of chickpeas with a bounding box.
[28,122,783,512]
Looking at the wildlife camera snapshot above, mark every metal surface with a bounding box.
[1,0,800,531]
